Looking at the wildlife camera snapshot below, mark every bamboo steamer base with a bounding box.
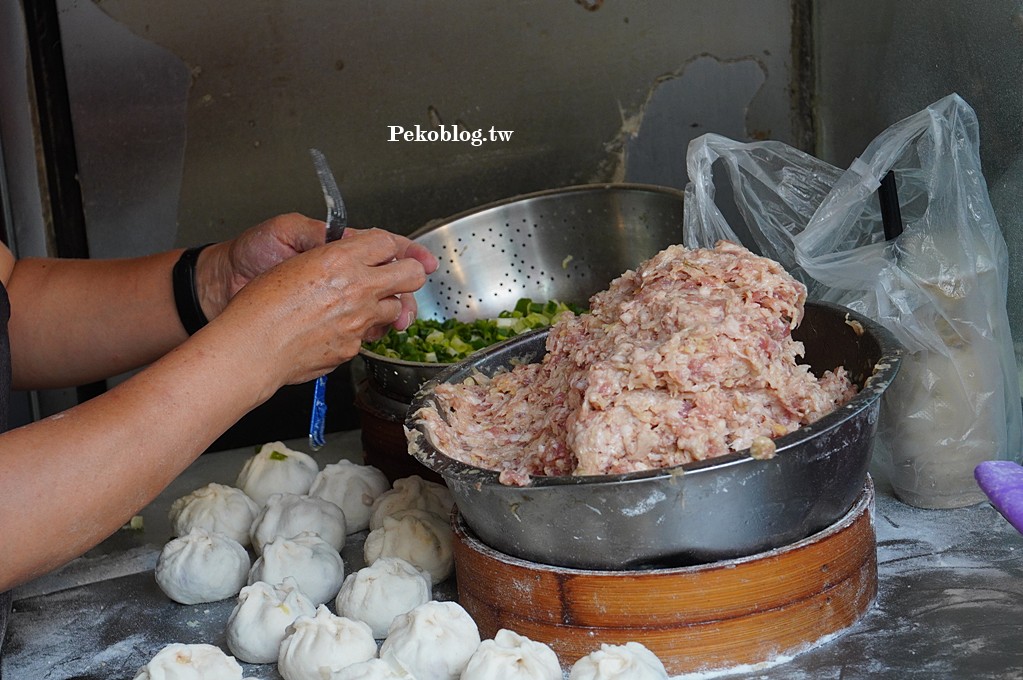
[453,479,877,675]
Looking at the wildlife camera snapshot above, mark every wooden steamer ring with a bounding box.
[452,480,877,675]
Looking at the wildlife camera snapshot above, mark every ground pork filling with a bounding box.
[414,241,858,486]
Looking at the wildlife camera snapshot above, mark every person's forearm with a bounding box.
[6,251,190,389]
[0,321,278,592]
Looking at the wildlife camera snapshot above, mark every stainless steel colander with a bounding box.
[360,183,687,400]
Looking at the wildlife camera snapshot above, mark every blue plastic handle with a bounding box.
[308,375,329,450]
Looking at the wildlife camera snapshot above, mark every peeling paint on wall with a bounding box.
[600,55,767,189]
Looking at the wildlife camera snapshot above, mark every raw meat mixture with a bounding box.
[414,241,857,486]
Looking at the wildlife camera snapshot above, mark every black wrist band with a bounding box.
[172,243,213,335]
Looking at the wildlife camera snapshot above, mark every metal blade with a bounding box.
[309,147,347,242]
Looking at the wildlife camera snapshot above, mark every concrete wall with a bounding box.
[59,0,802,253]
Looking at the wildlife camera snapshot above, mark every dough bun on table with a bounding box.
[369,475,454,531]
[308,459,390,533]
[225,577,316,664]
[169,482,259,547]
[379,600,481,680]
[155,527,250,605]
[332,658,412,679]
[335,556,433,638]
[568,641,669,680]
[364,508,454,585]
[248,531,345,605]
[461,628,562,680]
[249,492,347,555]
[236,441,319,506]
[277,604,377,680]
[132,642,247,680]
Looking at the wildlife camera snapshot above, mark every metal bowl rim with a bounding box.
[359,182,688,370]
[407,300,904,489]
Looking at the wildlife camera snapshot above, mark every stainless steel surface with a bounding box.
[359,183,687,401]
[308,149,348,450]
[408,301,903,569]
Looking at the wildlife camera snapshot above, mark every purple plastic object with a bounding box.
[975,460,1023,535]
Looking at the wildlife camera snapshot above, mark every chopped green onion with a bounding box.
[269,451,288,461]
[363,297,586,363]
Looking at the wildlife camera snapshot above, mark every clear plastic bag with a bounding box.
[683,94,1022,508]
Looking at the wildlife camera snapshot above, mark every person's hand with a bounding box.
[197,213,437,334]
[195,213,328,321]
[209,225,438,386]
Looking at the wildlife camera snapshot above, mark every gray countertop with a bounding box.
[3,431,1023,680]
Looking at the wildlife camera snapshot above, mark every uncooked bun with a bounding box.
[369,475,454,530]
[155,528,249,605]
[235,441,319,506]
[364,509,454,585]
[225,577,316,664]
[277,605,377,680]
[461,628,562,680]
[335,557,432,638]
[568,642,668,679]
[248,531,345,605]
[333,658,410,679]
[379,600,481,680]
[132,643,244,679]
[169,482,259,547]
[308,460,390,533]
[249,492,346,555]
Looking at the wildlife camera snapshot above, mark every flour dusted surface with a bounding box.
[416,241,856,485]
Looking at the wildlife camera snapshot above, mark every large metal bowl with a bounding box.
[360,183,686,401]
[406,301,903,569]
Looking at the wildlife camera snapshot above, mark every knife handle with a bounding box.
[308,375,329,451]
